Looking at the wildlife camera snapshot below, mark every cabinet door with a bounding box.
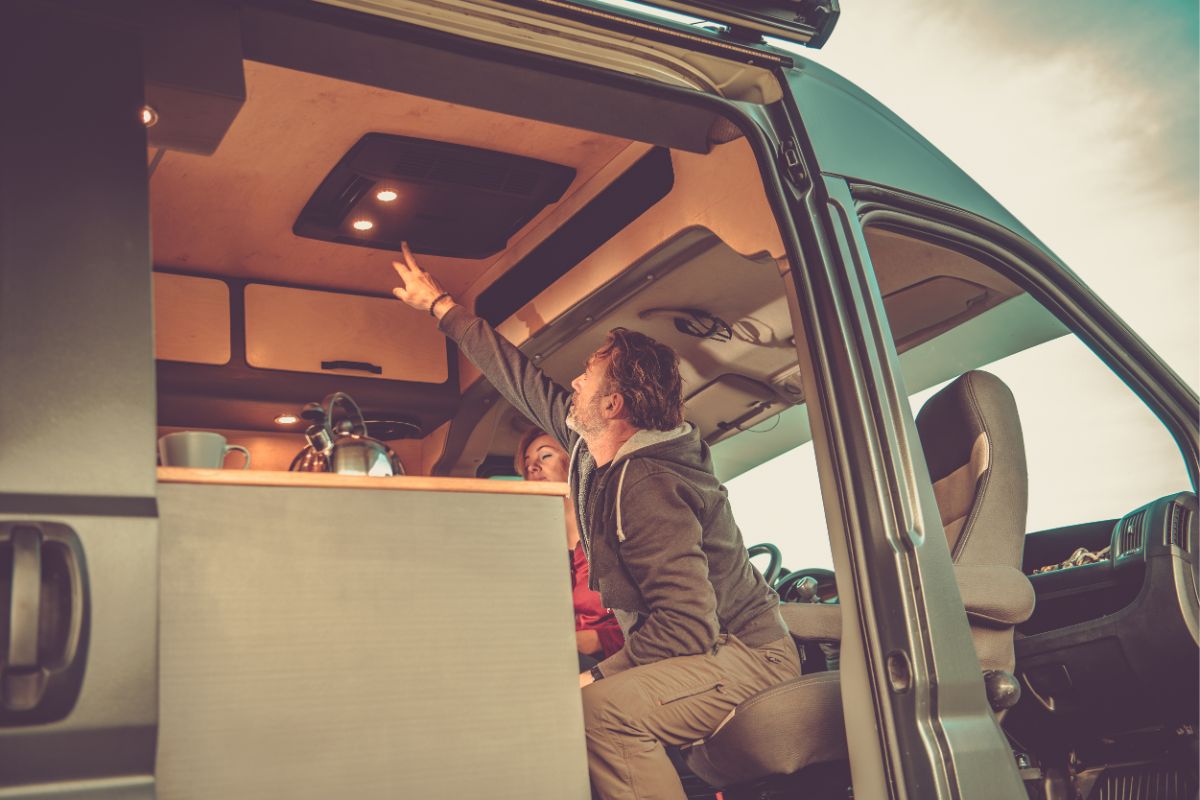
[244,284,448,382]
[154,273,232,365]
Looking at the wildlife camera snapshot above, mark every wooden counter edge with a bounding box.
[156,467,567,496]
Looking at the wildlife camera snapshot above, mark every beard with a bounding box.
[566,392,606,437]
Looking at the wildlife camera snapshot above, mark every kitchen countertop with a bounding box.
[156,466,567,496]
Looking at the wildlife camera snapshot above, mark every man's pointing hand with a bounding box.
[391,242,455,319]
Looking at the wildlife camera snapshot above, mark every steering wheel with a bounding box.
[746,543,783,587]
[775,567,838,604]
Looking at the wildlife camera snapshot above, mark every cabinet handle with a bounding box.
[320,360,382,375]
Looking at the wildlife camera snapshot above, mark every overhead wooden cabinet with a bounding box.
[153,272,232,365]
[243,284,448,382]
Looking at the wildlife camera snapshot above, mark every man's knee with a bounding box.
[581,676,645,739]
[581,679,617,735]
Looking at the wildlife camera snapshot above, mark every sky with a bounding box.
[724,0,1200,572]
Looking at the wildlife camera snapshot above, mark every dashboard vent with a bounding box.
[1166,502,1192,550]
[1118,510,1145,556]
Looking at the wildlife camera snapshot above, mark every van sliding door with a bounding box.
[767,72,1026,797]
[0,7,158,797]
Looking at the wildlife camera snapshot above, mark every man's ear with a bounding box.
[604,392,626,420]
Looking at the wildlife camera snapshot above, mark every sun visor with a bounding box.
[293,133,576,259]
[686,374,782,444]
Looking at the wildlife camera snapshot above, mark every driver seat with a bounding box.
[683,370,1036,788]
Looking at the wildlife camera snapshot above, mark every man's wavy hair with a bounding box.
[595,327,684,431]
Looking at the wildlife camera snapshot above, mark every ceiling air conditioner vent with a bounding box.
[428,156,508,192]
[322,175,373,226]
[1166,501,1192,550]
[390,151,432,178]
[1118,510,1145,557]
[295,133,576,259]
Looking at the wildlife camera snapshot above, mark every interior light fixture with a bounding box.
[375,189,398,202]
[274,413,300,425]
[351,219,375,232]
[141,105,159,127]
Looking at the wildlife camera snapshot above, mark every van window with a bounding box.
[868,227,1194,536]
[727,436,833,572]
[906,333,1193,534]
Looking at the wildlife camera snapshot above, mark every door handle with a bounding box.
[8,528,40,672]
[0,522,89,723]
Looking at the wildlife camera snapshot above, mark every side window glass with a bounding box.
[726,437,833,573]
[863,226,1192,537]
[906,335,1191,533]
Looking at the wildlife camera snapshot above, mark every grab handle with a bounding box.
[321,360,382,375]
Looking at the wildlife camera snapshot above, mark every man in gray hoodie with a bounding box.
[391,245,800,799]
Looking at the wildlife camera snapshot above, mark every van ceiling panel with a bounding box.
[293,133,576,258]
[150,61,629,298]
[240,3,726,154]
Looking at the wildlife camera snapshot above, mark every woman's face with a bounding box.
[523,434,569,483]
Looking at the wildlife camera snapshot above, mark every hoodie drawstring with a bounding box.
[566,436,583,490]
[614,461,631,542]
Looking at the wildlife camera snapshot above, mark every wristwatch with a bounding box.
[589,665,605,682]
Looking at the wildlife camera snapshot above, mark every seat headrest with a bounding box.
[916,370,1027,568]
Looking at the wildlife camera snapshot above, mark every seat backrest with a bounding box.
[916,370,1028,570]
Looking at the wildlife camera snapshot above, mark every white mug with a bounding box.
[158,431,251,470]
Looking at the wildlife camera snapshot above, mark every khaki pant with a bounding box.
[581,634,801,800]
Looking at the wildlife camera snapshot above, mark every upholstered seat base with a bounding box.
[684,671,847,788]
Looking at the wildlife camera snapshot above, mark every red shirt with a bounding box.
[571,542,624,658]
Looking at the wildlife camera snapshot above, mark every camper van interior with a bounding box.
[142,22,1197,800]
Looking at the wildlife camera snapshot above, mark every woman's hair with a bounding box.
[514,427,550,478]
[596,327,684,431]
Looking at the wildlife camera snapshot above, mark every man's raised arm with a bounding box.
[391,243,574,448]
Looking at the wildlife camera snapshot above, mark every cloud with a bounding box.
[933,0,1199,204]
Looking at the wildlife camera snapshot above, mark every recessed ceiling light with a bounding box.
[351,219,374,231]
[141,105,159,127]
[376,189,398,202]
[274,413,300,425]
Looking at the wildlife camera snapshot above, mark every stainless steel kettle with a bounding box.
[288,392,406,476]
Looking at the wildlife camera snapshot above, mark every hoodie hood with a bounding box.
[608,423,706,543]
[567,422,709,546]
[611,422,698,467]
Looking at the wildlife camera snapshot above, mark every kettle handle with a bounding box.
[322,391,369,438]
